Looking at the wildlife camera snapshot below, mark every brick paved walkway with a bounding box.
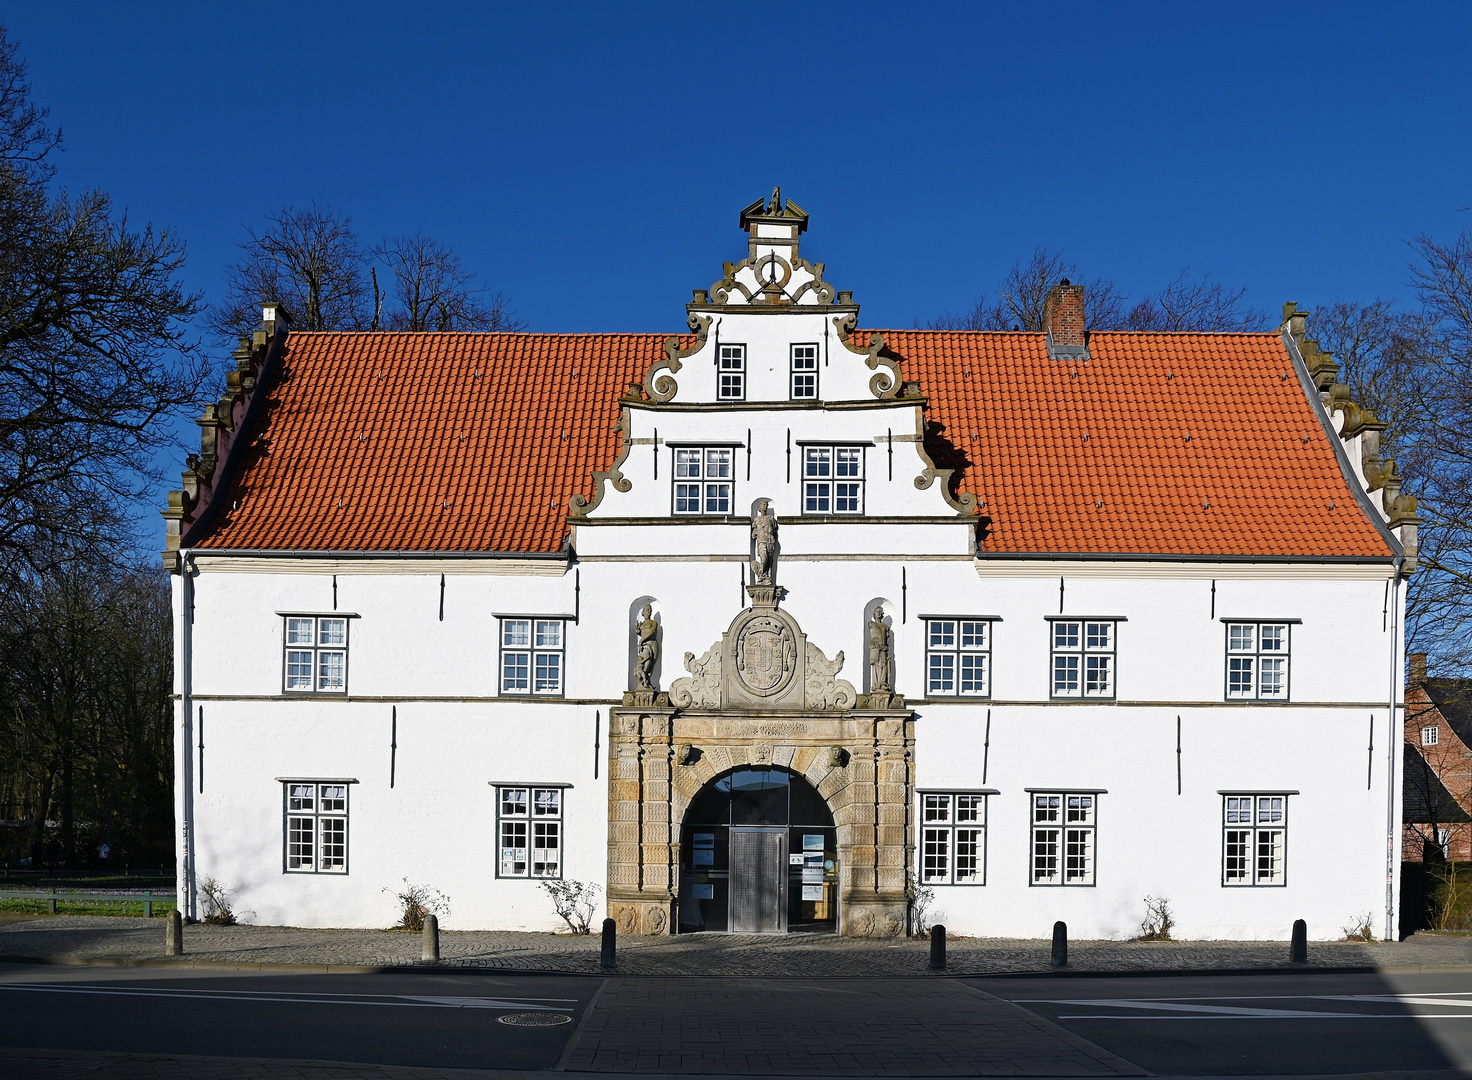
[1,915,1468,976]
[559,978,1144,1075]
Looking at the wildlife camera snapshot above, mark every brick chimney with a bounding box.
[1409,652,1428,688]
[1044,279,1089,360]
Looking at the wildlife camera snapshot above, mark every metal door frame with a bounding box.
[728,825,787,933]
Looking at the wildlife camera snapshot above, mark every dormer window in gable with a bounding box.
[801,444,865,514]
[672,445,736,515]
[790,343,818,400]
[717,344,746,401]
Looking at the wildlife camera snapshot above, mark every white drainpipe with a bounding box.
[1385,554,1405,943]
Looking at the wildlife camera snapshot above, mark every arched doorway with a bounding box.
[678,767,838,934]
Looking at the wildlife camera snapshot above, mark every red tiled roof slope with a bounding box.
[193,329,1393,559]
[195,332,691,553]
[888,330,1391,557]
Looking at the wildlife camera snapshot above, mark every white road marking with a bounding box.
[1018,991,1472,1022]
[0,984,576,1011]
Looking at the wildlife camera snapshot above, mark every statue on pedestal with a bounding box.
[635,604,659,690]
[750,500,777,586]
[869,607,893,693]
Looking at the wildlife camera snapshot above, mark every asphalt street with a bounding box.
[2,962,1472,1076]
[976,970,1472,1076]
[0,963,597,1072]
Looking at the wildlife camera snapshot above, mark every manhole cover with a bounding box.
[497,1011,572,1027]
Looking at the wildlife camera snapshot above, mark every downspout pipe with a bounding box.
[1385,554,1405,943]
[175,549,198,921]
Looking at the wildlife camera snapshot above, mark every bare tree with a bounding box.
[1124,268,1269,332]
[211,202,370,338]
[920,248,1126,331]
[0,549,175,866]
[1312,234,1472,673]
[374,233,524,332]
[922,253,1266,334]
[0,24,207,576]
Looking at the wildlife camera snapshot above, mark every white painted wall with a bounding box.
[175,550,1401,938]
[172,211,1405,940]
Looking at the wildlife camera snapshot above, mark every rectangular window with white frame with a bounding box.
[790,343,818,400]
[673,446,734,515]
[1050,619,1117,699]
[495,785,564,878]
[1225,621,1291,700]
[717,343,745,400]
[1423,726,1440,747]
[1031,792,1097,885]
[1222,794,1288,886]
[283,616,349,694]
[924,618,993,697]
[283,781,349,873]
[802,445,864,514]
[500,618,565,696]
[920,792,987,885]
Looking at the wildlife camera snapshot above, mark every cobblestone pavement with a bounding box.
[1,915,1469,976]
[561,977,1144,1075]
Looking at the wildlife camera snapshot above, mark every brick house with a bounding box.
[1404,654,1472,862]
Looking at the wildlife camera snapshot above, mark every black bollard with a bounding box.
[1051,920,1068,968]
[422,913,440,961]
[1290,919,1307,963]
[601,917,617,970]
[930,924,946,970]
[166,909,183,956]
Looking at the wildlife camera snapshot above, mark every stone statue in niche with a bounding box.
[750,500,778,586]
[635,604,659,690]
[869,607,893,692]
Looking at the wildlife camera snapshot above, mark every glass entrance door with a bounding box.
[729,827,786,932]
[679,767,838,934]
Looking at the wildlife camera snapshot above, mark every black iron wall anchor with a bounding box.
[390,706,398,789]
[982,708,992,785]
[1176,715,1182,795]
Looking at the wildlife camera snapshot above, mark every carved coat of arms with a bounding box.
[735,615,796,696]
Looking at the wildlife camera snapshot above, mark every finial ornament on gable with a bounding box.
[769,185,782,214]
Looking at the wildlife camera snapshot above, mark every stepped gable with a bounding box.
[189,327,1395,560]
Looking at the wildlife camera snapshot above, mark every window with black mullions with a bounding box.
[284,782,348,873]
[283,616,349,693]
[920,792,987,884]
[1031,792,1096,885]
[718,344,745,400]
[791,343,818,399]
[926,618,992,696]
[1223,794,1287,886]
[1050,619,1116,698]
[673,447,733,514]
[802,445,863,514]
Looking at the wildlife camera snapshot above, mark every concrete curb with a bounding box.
[6,950,1468,980]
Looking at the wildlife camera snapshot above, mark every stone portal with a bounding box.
[607,586,915,936]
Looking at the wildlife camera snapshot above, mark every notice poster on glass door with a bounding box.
[803,834,824,851]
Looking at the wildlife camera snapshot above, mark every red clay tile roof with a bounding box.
[190,329,1394,559]
[886,330,1393,558]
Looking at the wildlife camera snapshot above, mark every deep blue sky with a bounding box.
[7,2,1471,521]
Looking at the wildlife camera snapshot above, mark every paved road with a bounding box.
[0,962,1136,1077]
[5,962,1472,1077]
[978,970,1472,1076]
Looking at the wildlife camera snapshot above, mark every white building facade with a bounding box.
[165,192,1418,940]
